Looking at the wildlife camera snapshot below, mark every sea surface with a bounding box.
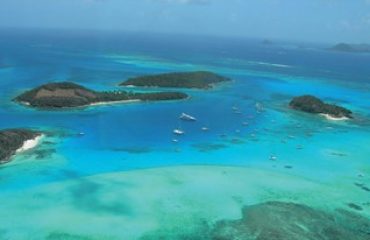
[0,29,370,239]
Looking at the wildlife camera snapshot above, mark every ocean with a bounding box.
[0,29,369,239]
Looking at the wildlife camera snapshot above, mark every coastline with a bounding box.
[320,113,349,121]
[16,134,44,154]
[89,99,142,106]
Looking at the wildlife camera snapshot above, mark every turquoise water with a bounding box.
[0,30,370,239]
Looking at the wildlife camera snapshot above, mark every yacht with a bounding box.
[173,129,185,135]
[180,113,197,121]
[270,155,278,161]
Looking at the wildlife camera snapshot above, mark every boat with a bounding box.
[172,139,179,143]
[232,106,239,111]
[180,113,196,121]
[201,127,209,131]
[173,129,185,135]
[270,155,278,161]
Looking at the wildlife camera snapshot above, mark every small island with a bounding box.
[14,82,188,108]
[289,95,352,120]
[120,71,230,89]
[330,43,370,53]
[0,129,42,164]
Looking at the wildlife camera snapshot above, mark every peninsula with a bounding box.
[0,129,42,163]
[14,82,188,109]
[120,71,230,89]
[289,95,352,120]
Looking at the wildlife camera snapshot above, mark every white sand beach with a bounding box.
[320,113,349,121]
[16,134,43,153]
[89,99,141,106]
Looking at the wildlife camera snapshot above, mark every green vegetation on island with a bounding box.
[14,82,188,108]
[289,95,353,119]
[0,129,41,163]
[120,71,230,89]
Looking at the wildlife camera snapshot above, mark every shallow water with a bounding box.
[0,30,369,239]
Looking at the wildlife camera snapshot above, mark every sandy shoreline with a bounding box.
[89,99,141,106]
[320,113,349,121]
[16,134,43,154]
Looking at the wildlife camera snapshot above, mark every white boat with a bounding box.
[180,113,196,121]
[201,127,209,131]
[173,129,185,135]
[172,139,179,143]
[270,155,278,161]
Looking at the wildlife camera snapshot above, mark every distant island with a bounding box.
[289,95,352,120]
[0,129,42,164]
[262,39,273,45]
[14,82,188,108]
[120,71,230,89]
[330,43,370,53]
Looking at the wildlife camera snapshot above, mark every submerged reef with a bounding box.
[212,201,370,240]
[289,95,352,119]
[120,71,230,89]
[0,129,41,163]
[14,82,188,108]
[141,201,370,240]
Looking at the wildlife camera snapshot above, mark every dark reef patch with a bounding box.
[347,203,363,211]
[192,143,228,153]
[46,232,95,240]
[33,148,57,160]
[112,147,153,154]
[68,179,132,216]
[140,201,370,240]
[354,182,370,192]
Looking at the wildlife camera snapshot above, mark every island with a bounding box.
[0,129,42,164]
[262,39,273,45]
[330,43,370,53]
[120,71,230,89]
[289,95,352,120]
[14,82,188,108]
